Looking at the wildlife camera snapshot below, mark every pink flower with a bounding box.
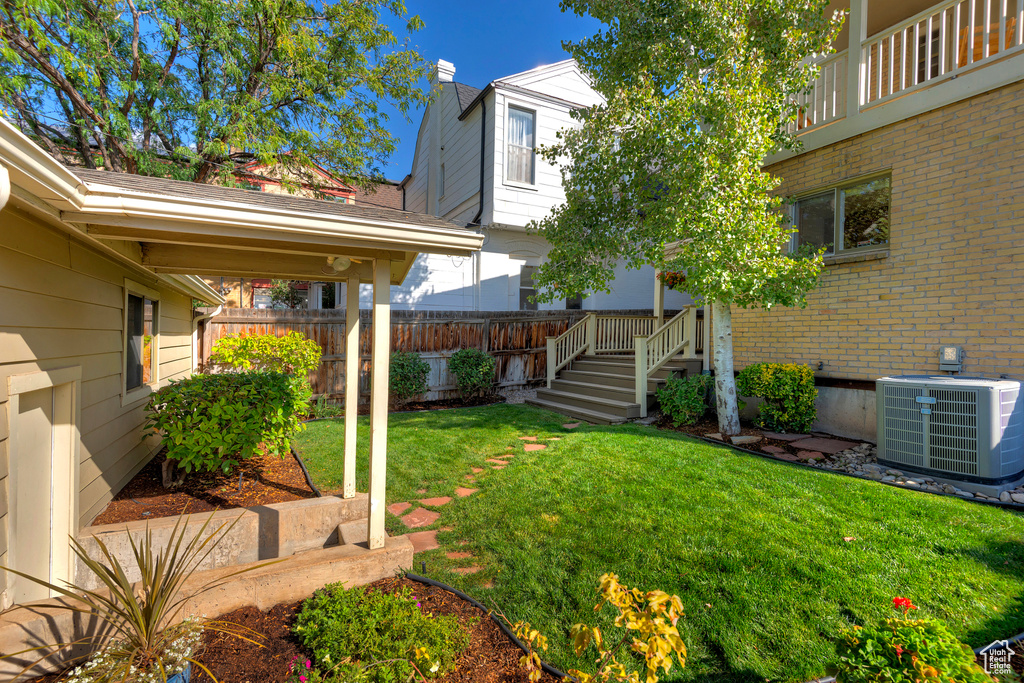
[305,660,312,669]
[417,602,422,608]
[299,676,306,683]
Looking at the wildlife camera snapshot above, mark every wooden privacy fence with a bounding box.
[199,308,697,401]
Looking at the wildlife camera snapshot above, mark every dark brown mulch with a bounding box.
[190,575,557,683]
[91,450,316,526]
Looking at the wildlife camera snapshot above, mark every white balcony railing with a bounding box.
[790,51,849,133]
[861,0,1024,107]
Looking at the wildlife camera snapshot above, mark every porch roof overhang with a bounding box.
[0,119,483,300]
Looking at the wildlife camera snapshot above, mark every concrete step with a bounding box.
[551,378,653,403]
[524,396,627,425]
[338,520,368,547]
[534,388,641,419]
[571,358,691,380]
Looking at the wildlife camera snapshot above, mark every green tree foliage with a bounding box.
[531,0,843,433]
[270,280,305,309]
[0,0,428,185]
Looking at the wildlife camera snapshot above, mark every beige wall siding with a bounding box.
[732,81,1024,382]
[0,207,194,600]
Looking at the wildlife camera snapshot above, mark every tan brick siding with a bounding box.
[732,80,1024,382]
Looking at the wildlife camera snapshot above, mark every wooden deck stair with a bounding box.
[527,354,702,424]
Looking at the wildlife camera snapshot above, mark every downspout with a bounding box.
[469,98,487,309]
[0,163,10,212]
[191,305,223,374]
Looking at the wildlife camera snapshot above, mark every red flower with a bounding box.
[892,597,918,614]
[895,644,904,657]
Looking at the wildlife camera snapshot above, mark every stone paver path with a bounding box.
[416,488,428,494]
[418,496,452,507]
[453,566,483,575]
[524,444,546,452]
[704,432,723,440]
[762,445,787,455]
[763,432,811,442]
[563,422,581,429]
[454,487,477,498]
[790,437,857,454]
[485,458,507,465]
[797,450,824,461]
[471,467,484,474]
[464,474,476,481]
[491,465,505,470]
[401,508,440,529]
[773,453,801,462]
[388,502,412,516]
[519,436,538,441]
[407,530,439,554]
[446,551,474,559]
[731,435,761,446]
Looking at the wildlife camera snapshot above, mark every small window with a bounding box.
[565,293,583,310]
[507,107,536,185]
[125,290,158,393]
[519,266,538,311]
[792,175,891,255]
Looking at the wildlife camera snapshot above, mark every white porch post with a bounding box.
[309,282,323,309]
[702,306,711,373]
[653,269,664,327]
[342,276,360,499]
[847,0,867,119]
[334,282,343,309]
[366,260,391,550]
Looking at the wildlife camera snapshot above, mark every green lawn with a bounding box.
[292,404,1024,683]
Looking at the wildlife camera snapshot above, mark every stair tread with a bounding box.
[563,369,667,382]
[525,397,626,424]
[536,388,640,410]
[552,379,654,396]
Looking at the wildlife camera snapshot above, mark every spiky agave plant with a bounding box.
[1,513,275,682]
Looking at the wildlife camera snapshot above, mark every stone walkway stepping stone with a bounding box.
[401,508,440,529]
[762,445,788,455]
[453,566,483,575]
[491,465,505,470]
[388,502,412,516]
[547,437,561,441]
[485,458,507,465]
[797,450,825,461]
[455,487,478,498]
[790,437,857,454]
[406,530,439,554]
[416,488,428,494]
[731,435,762,446]
[497,454,515,460]
[418,497,452,507]
[763,432,811,442]
[464,474,476,482]
[446,551,474,559]
[773,453,801,462]
[704,433,723,440]
[471,467,484,474]
[519,436,538,441]
[524,444,547,452]
[563,422,581,429]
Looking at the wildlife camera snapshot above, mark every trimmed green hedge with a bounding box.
[736,362,817,433]
[146,372,307,474]
[657,374,713,427]
[447,349,495,398]
[389,352,430,405]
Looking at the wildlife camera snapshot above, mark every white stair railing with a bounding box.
[594,315,657,353]
[634,307,698,416]
[545,314,593,388]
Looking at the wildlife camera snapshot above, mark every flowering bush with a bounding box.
[657,271,687,291]
[829,597,991,683]
[65,621,201,683]
[293,583,468,682]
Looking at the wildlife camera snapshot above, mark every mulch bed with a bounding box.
[91,450,316,526]
[661,415,862,461]
[191,575,557,683]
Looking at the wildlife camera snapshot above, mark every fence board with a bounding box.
[200,308,693,402]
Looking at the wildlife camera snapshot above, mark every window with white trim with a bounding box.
[507,106,536,185]
[519,265,538,311]
[123,280,160,399]
[792,175,891,255]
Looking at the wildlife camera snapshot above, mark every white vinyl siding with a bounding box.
[506,106,536,185]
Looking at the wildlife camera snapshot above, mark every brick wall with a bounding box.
[732,80,1024,382]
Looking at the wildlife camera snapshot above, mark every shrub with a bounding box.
[656,374,713,427]
[390,351,430,405]
[293,583,469,682]
[735,362,817,433]
[829,597,991,683]
[447,349,496,398]
[146,372,307,474]
[210,331,322,376]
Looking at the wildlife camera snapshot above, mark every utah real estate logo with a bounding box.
[978,639,1015,676]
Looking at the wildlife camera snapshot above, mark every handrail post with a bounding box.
[848,0,867,115]
[634,335,648,418]
[585,312,597,354]
[546,337,556,388]
[685,306,698,358]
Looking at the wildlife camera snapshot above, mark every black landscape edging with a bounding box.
[690,434,1024,512]
[405,573,570,680]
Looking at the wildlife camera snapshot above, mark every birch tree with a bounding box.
[532,0,843,435]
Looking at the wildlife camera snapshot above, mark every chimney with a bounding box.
[431,59,456,84]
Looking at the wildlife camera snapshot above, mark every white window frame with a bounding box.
[790,171,892,256]
[122,278,161,406]
[505,103,538,189]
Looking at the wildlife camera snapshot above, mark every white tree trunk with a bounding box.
[711,299,741,436]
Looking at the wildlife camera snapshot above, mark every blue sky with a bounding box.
[381,0,603,180]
